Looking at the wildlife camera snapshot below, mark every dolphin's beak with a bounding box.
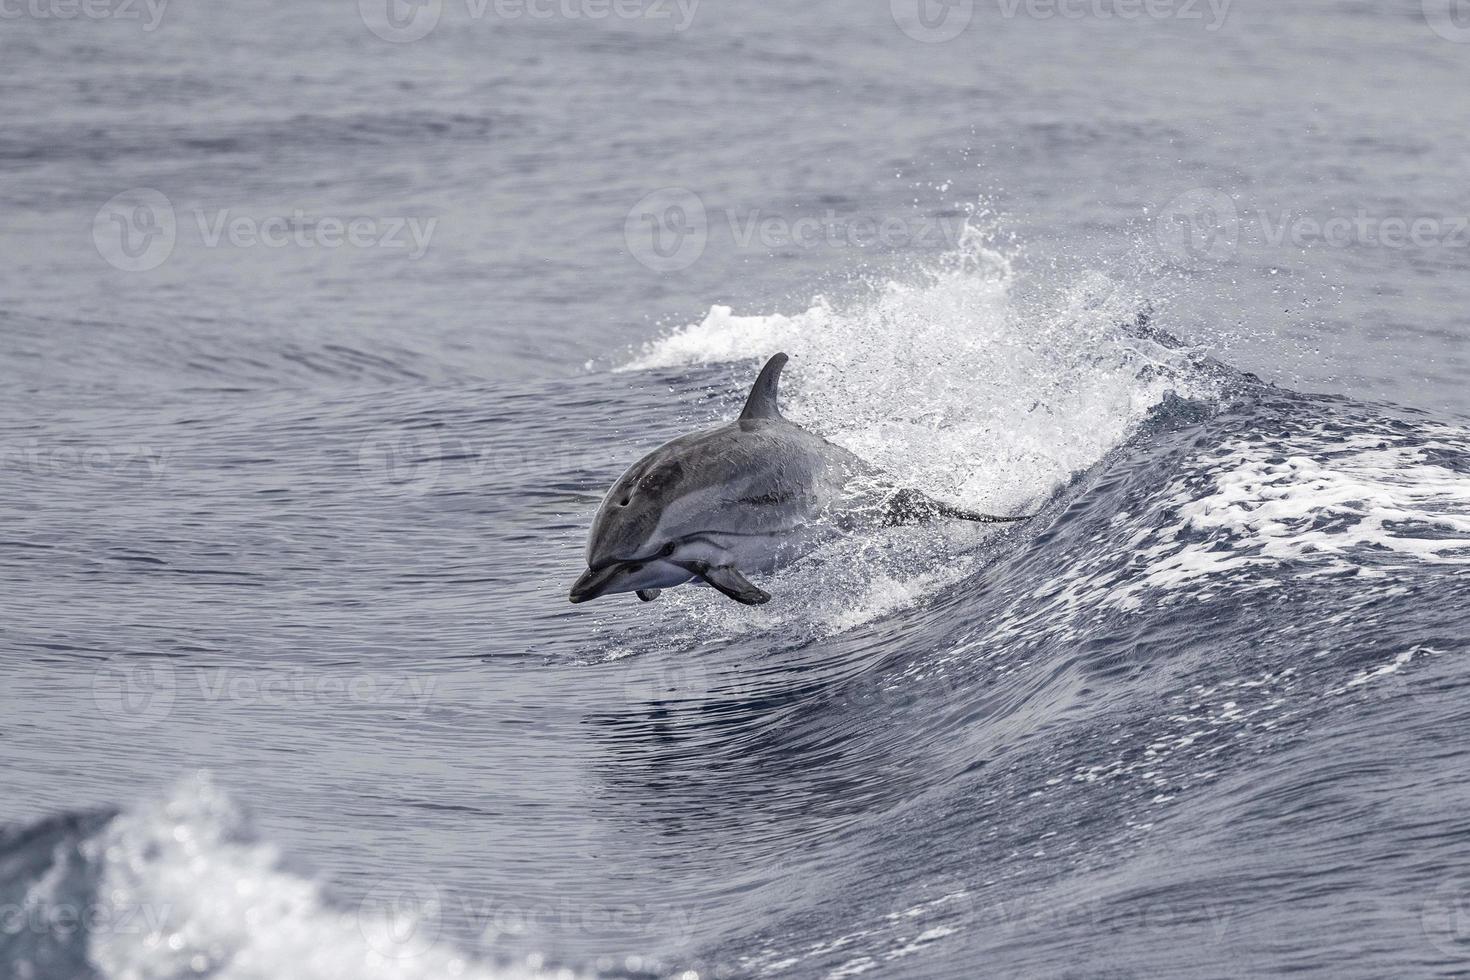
[568,564,622,604]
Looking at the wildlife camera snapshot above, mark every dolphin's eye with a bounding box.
[659,542,677,558]
[619,497,630,506]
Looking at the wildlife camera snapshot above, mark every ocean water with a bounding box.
[3,0,1470,977]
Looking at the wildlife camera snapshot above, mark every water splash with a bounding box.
[81,774,582,980]
[615,223,1214,634]
[626,222,1209,515]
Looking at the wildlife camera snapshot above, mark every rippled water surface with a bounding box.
[3,1,1470,978]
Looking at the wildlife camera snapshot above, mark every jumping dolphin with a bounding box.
[568,353,1028,606]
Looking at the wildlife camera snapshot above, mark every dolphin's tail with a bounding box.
[932,502,1033,523]
[881,487,1032,526]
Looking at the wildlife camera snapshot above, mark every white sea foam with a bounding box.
[1324,645,1441,697]
[83,774,582,980]
[1109,421,1470,610]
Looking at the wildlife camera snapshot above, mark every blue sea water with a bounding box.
[3,0,1470,977]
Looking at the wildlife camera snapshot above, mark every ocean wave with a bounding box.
[597,224,1225,641]
[1,775,588,980]
[624,224,1214,518]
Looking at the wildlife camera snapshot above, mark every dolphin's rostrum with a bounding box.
[569,353,1029,606]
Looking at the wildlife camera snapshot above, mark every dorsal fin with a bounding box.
[739,353,788,421]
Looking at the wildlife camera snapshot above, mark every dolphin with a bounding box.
[568,353,1029,606]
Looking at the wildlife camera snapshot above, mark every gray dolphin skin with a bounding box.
[568,353,1030,606]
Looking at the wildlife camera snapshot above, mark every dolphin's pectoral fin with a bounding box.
[704,567,771,605]
[881,487,1032,526]
[686,562,771,605]
[636,589,661,602]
